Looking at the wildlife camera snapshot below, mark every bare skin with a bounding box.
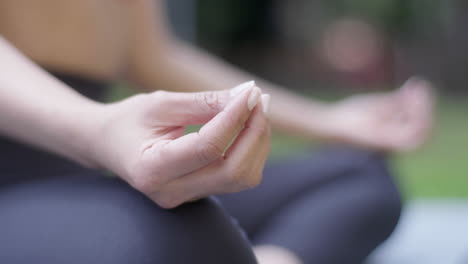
[0,38,271,208]
[0,0,434,263]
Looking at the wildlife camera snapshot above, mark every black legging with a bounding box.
[0,147,401,264]
[0,175,256,263]
[0,72,402,263]
[220,147,402,263]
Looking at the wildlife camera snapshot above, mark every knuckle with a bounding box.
[196,137,224,163]
[136,91,169,123]
[151,90,169,100]
[241,171,262,189]
[125,94,152,115]
[224,167,258,190]
[129,93,149,103]
[196,91,222,112]
[146,91,170,111]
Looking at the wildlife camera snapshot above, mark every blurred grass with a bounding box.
[108,84,468,199]
[393,98,468,199]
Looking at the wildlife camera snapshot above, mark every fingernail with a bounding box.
[261,94,270,113]
[230,80,255,97]
[248,86,261,110]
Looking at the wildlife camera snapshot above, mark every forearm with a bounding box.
[129,41,336,140]
[0,37,103,167]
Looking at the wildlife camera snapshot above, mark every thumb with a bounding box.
[149,81,256,125]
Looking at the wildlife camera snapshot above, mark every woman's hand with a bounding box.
[90,81,271,208]
[326,78,434,152]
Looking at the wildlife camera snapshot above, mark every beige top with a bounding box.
[0,0,132,80]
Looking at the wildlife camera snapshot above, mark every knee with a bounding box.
[318,146,402,238]
[147,198,257,264]
[347,150,403,242]
[0,176,257,264]
[306,146,403,230]
[82,180,258,264]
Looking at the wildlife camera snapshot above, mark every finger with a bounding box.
[222,103,271,191]
[190,102,270,196]
[148,81,255,125]
[373,78,433,152]
[378,123,411,151]
[224,95,270,167]
[399,78,435,150]
[145,84,262,180]
[150,105,271,208]
[371,78,420,120]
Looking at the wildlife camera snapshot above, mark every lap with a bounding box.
[0,174,256,264]
[0,146,401,263]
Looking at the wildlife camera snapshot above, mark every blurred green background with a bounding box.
[112,0,468,200]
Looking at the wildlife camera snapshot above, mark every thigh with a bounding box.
[218,146,398,235]
[0,174,257,264]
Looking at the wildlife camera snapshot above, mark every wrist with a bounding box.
[77,97,142,178]
[65,100,109,169]
[319,102,356,143]
[302,102,349,142]
[300,102,337,138]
